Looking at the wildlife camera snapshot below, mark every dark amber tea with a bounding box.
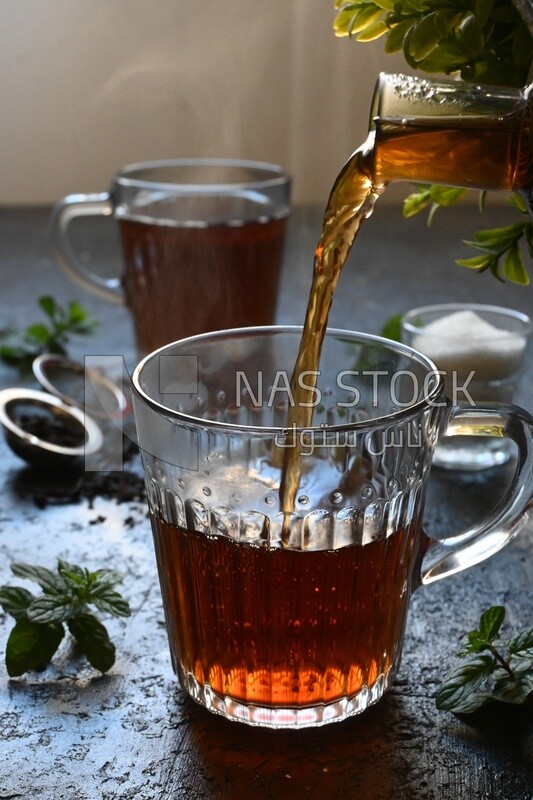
[119,214,286,355]
[151,517,420,709]
[52,158,291,355]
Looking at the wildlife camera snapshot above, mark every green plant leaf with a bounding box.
[508,626,533,655]
[492,670,533,705]
[0,297,98,374]
[0,586,35,621]
[38,296,57,319]
[455,254,494,269]
[408,12,441,61]
[10,563,66,595]
[384,19,413,52]
[403,188,431,217]
[25,323,51,344]
[478,606,506,642]
[356,19,389,41]
[379,313,402,342]
[67,301,88,324]
[435,655,495,712]
[89,569,125,591]
[372,0,395,9]
[348,5,385,36]
[473,223,525,246]
[474,0,495,28]
[5,618,65,677]
[457,12,484,56]
[90,589,131,618]
[508,193,528,214]
[429,185,467,207]
[434,9,461,38]
[68,613,116,673]
[502,242,529,285]
[26,595,78,624]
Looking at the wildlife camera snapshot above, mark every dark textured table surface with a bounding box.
[0,204,532,800]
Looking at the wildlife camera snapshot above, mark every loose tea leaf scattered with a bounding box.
[0,560,130,676]
[0,295,98,372]
[436,606,533,714]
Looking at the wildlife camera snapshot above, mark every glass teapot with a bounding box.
[367,72,532,201]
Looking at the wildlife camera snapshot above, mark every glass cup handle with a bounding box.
[50,192,124,304]
[421,405,533,584]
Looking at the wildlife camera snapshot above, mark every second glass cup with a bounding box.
[50,159,291,355]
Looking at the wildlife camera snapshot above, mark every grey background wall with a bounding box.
[0,0,408,206]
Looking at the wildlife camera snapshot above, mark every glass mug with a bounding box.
[131,327,533,729]
[50,159,291,355]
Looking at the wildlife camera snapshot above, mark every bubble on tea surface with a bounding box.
[360,484,375,500]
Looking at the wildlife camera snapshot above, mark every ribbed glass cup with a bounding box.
[132,326,533,727]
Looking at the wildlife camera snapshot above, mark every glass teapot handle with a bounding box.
[421,405,533,584]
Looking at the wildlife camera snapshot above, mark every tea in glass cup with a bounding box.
[51,159,291,355]
[132,326,533,728]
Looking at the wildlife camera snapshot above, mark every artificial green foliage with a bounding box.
[333,0,531,86]
[333,1,533,284]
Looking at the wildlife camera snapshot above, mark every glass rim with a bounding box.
[131,325,446,435]
[402,303,532,339]
[113,158,291,193]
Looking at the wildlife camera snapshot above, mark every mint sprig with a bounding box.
[436,606,533,714]
[0,295,98,372]
[0,560,130,676]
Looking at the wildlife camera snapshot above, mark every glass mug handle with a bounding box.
[50,193,124,304]
[422,405,533,584]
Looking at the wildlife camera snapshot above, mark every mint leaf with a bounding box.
[11,563,66,595]
[68,614,115,673]
[0,296,98,372]
[0,586,35,621]
[90,589,131,618]
[478,605,505,642]
[57,559,86,578]
[90,569,125,591]
[2,560,130,676]
[508,626,533,656]
[5,618,64,677]
[437,607,533,714]
[25,323,52,344]
[435,655,495,713]
[26,595,78,624]
[492,670,533,706]
[38,296,57,319]
[379,313,402,342]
